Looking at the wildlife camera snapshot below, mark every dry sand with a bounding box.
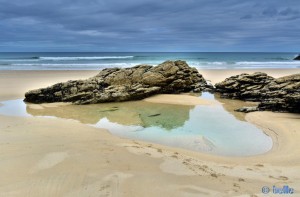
[0,70,99,101]
[0,69,300,196]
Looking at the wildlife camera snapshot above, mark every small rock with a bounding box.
[148,113,161,117]
[235,106,259,113]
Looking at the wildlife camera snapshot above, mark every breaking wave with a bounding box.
[36,56,134,60]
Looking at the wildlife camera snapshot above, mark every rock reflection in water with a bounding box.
[26,101,193,130]
[214,93,258,121]
[0,94,272,156]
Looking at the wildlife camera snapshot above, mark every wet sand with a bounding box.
[0,69,300,196]
[143,94,218,106]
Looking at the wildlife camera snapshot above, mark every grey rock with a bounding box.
[24,60,207,104]
[216,72,300,113]
[235,106,259,113]
[258,74,300,113]
[215,72,274,101]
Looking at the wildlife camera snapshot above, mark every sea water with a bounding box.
[0,93,272,156]
[0,52,299,70]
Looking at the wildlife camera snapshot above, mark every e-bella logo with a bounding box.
[262,185,294,194]
[273,185,294,194]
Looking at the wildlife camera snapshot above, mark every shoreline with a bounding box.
[0,70,99,101]
[1,68,300,101]
[0,69,299,196]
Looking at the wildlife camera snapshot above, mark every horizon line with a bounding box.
[0,51,299,53]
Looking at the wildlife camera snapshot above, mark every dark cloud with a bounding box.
[0,0,299,51]
[240,14,252,20]
[279,8,299,16]
[262,7,278,17]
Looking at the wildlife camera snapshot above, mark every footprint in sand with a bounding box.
[269,175,289,181]
[160,158,195,176]
[123,143,164,158]
[100,172,133,196]
[233,183,240,188]
[255,164,264,167]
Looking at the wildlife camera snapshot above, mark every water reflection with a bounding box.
[0,93,272,156]
[214,93,259,121]
[26,101,193,130]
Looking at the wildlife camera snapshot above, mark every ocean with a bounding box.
[0,52,299,70]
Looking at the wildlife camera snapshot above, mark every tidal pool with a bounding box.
[0,93,272,156]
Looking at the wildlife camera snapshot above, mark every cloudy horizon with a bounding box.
[0,0,299,52]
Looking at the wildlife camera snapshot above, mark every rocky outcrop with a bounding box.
[216,73,300,113]
[215,72,274,101]
[234,106,259,113]
[24,60,208,104]
[258,74,300,113]
[293,54,300,60]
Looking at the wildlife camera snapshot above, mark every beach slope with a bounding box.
[0,69,299,196]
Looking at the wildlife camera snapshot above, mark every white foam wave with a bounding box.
[0,63,143,70]
[235,61,300,65]
[38,56,134,60]
[11,63,141,67]
[0,59,39,62]
[189,61,300,69]
[1,61,300,70]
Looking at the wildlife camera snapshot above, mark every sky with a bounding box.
[0,0,299,52]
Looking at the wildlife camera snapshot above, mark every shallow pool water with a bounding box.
[0,93,272,156]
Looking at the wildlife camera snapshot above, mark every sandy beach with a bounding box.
[0,69,300,196]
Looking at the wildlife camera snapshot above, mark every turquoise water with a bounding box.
[0,52,299,70]
[0,93,273,156]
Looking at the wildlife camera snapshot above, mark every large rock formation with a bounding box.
[25,60,208,104]
[293,54,300,60]
[258,74,300,113]
[215,72,300,113]
[215,72,274,101]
